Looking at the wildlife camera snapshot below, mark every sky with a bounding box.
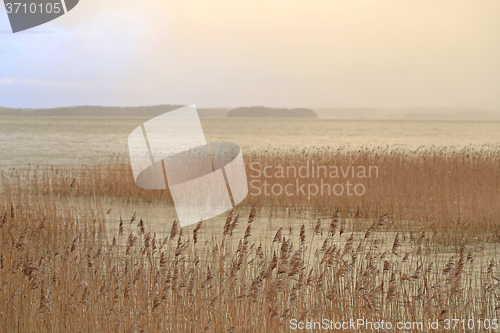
[0,0,499,110]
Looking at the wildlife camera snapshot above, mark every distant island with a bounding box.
[227,107,318,118]
[0,105,228,118]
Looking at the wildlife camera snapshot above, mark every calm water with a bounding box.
[0,117,499,168]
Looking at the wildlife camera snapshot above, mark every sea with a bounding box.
[0,116,498,168]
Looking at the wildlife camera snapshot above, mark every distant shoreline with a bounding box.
[0,105,499,120]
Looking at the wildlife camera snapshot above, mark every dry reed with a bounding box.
[0,162,499,332]
[6,146,499,243]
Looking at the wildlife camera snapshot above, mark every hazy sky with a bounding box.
[0,0,499,110]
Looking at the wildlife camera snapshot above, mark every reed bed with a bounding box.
[7,146,500,243]
[0,165,499,332]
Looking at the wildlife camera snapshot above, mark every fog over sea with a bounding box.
[0,116,499,168]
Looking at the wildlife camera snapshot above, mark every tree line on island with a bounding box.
[227,106,317,118]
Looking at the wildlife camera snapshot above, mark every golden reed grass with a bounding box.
[10,146,500,244]
[0,161,499,332]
